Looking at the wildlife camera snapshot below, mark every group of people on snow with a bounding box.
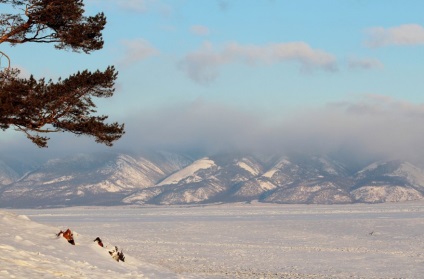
[56,229,125,262]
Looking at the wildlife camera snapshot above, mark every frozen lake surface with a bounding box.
[11,201,424,278]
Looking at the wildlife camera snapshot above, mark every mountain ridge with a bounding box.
[1,151,423,208]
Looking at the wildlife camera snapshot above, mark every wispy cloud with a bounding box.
[178,41,337,84]
[366,24,424,47]
[216,0,229,11]
[118,39,159,67]
[190,25,210,36]
[330,94,424,117]
[347,57,384,70]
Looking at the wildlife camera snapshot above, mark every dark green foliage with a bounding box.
[0,0,125,147]
[0,0,106,52]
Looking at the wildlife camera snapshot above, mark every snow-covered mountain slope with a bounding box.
[0,152,192,208]
[355,160,424,187]
[232,155,354,204]
[263,181,353,204]
[157,157,217,186]
[352,160,424,202]
[0,210,178,278]
[2,152,424,207]
[263,155,351,184]
[127,155,266,205]
[351,186,423,203]
[0,160,19,186]
[0,157,39,186]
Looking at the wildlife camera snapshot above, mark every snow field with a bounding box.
[7,201,424,278]
[0,210,178,278]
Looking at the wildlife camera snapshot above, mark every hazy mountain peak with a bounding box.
[157,157,216,186]
[1,153,424,208]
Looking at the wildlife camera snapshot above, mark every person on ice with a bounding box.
[56,229,75,245]
[94,237,104,247]
[109,246,125,262]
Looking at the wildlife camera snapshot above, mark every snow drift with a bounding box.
[0,210,178,278]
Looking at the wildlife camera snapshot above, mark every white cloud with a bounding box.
[366,24,424,47]
[190,25,210,36]
[116,0,149,12]
[118,39,159,67]
[178,41,337,84]
[177,42,226,84]
[347,57,384,70]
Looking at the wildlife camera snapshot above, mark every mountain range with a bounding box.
[1,151,424,208]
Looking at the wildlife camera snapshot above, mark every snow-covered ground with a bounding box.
[0,210,178,278]
[3,201,424,278]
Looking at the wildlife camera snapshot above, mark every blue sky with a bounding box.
[2,0,424,162]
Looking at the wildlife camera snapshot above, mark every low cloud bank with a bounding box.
[2,95,424,166]
[117,95,424,164]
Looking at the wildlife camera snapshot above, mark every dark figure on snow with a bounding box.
[94,237,104,247]
[109,246,125,262]
[57,229,75,245]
